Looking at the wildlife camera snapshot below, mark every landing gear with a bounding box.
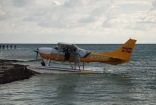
[47,59,51,66]
[83,62,84,70]
[69,62,74,69]
[41,59,46,66]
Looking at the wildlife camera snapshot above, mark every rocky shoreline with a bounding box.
[0,59,34,84]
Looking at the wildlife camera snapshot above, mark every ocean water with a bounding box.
[0,44,156,105]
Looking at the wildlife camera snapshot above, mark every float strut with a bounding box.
[47,59,51,66]
[69,62,73,69]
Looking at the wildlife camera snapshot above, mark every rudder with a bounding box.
[103,38,137,61]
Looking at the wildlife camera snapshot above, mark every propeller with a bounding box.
[34,48,39,61]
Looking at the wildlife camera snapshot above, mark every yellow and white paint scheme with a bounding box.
[39,38,136,65]
[27,38,137,74]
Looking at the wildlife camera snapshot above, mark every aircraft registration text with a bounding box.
[122,47,132,53]
[90,56,108,61]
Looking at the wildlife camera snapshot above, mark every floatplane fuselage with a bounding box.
[27,38,137,74]
[38,38,136,65]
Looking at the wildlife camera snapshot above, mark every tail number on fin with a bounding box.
[90,56,108,61]
[122,47,132,53]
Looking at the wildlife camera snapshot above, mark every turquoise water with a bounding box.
[0,44,156,105]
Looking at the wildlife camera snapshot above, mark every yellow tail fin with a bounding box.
[103,38,137,61]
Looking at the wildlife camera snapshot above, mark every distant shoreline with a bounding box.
[0,59,34,84]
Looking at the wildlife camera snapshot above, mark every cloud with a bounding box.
[152,0,156,9]
[130,0,156,33]
[90,6,109,17]
[0,0,156,43]
[78,16,96,23]
[102,14,135,29]
[12,0,32,7]
[63,0,85,8]
[0,9,6,20]
[100,0,156,33]
[137,0,156,24]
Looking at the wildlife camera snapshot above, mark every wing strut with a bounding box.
[83,62,84,70]
[56,44,61,60]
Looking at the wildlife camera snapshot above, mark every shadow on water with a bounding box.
[53,74,81,105]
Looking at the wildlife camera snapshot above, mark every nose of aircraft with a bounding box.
[34,48,39,53]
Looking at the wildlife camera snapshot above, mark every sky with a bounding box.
[0,0,156,44]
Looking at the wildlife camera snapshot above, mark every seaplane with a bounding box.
[27,38,137,74]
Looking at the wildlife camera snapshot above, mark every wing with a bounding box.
[56,42,77,60]
[57,42,77,51]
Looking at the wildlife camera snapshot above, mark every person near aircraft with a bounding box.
[64,48,70,61]
[14,45,16,49]
[73,49,80,70]
[41,59,46,66]
[2,45,5,49]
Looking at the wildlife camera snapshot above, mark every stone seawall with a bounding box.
[0,59,33,84]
